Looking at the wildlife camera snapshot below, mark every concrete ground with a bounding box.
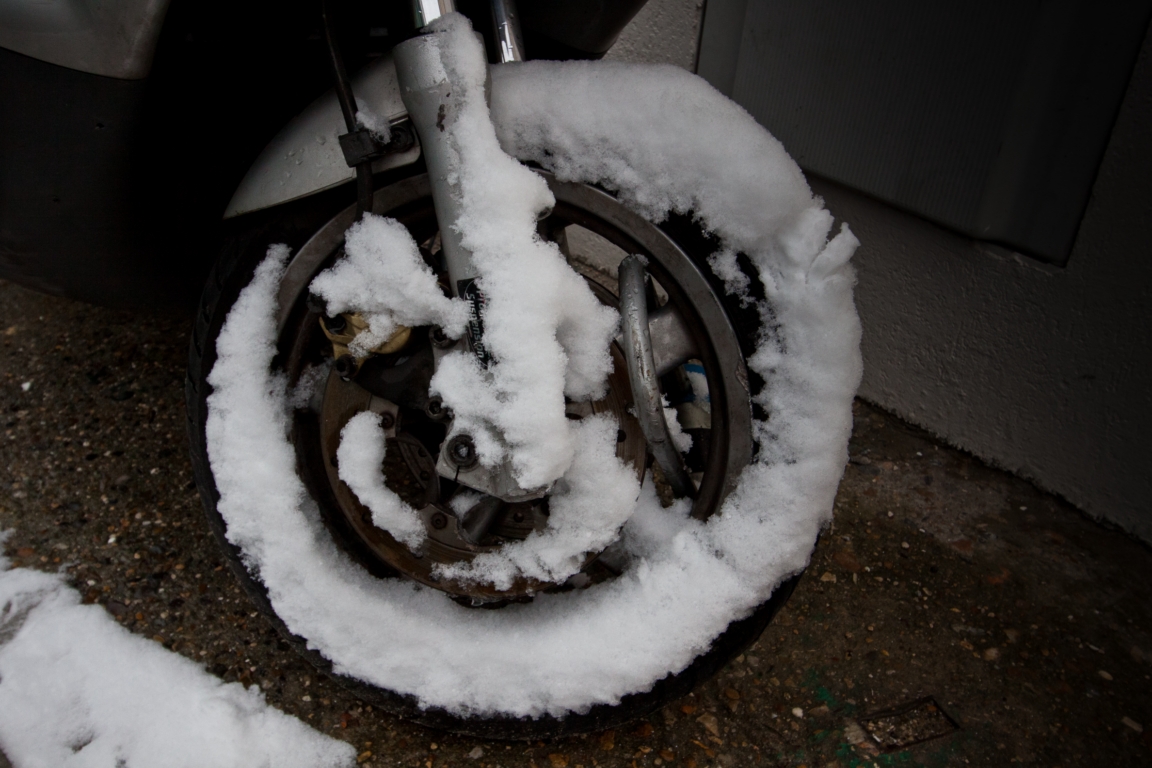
[1,278,1150,767]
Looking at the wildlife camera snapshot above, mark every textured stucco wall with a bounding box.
[616,4,1152,541]
[814,20,1152,542]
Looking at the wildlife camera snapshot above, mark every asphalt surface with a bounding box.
[2,278,1151,767]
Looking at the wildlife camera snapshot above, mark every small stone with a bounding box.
[724,688,740,700]
[468,747,484,760]
[599,730,615,751]
[356,751,372,764]
[900,542,910,549]
[983,647,1001,661]
[697,713,720,736]
[820,572,837,583]
[1121,717,1143,733]
[1005,629,1020,643]
[660,749,675,761]
[633,722,654,738]
[1098,670,1113,681]
[680,703,697,715]
[809,705,830,716]
[792,707,804,719]
[548,753,569,768]
[832,550,862,572]
[843,722,867,745]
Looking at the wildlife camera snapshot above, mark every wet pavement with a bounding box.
[1,278,1150,767]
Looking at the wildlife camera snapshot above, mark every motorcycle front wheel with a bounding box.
[186,164,801,738]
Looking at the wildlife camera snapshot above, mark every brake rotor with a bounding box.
[317,302,646,603]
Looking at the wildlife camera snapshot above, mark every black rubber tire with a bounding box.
[185,170,801,740]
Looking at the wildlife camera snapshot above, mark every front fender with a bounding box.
[224,53,421,220]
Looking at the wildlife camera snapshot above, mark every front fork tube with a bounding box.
[393,38,487,361]
[396,3,549,506]
[396,1,523,363]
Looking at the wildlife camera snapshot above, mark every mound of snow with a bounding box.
[0,560,354,768]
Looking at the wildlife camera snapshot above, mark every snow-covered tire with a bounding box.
[186,62,860,739]
[187,175,794,738]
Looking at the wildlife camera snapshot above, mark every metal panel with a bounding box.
[0,0,171,79]
[698,0,1152,264]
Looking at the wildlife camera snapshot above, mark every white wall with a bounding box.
[816,21,1152,542]
[613,3,1152,542]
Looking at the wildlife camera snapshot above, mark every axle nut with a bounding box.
[445,434,478,469]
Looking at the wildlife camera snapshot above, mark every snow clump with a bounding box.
[337,411,425,548]
[310,213,469,356]
[434,414,640,590]
[0,557,354,768]
[418,14,621,491]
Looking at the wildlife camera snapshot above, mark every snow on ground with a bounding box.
[205,14,861,718]
[0,556,354,768]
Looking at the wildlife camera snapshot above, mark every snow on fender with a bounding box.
[205,60,861,718]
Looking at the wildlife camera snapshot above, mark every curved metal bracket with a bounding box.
[618,255,696,499]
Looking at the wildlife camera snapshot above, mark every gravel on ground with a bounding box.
[2,279,1150,767]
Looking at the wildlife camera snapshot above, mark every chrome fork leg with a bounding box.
[490,0,525,63]
[619,256,697,499]
[412,0,457,28]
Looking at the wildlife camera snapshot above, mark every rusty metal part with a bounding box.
[316,342,643,600]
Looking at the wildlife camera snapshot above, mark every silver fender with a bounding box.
[224,53,421,219]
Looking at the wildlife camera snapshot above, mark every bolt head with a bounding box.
[334,355,357,379]
[429,326,454,348]
[430,512,448,530]
[445,434,478,469]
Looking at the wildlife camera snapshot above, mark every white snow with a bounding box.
[204,13,860,719]
[337,411,425,548]
[662,396,693,454]
[0,558,354,768]
[310,213,470,357]
[355,101,392,144]
[417,14,622,492]
[434,414,639,590]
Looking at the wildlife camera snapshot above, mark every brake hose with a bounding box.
[321,0,377,216]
